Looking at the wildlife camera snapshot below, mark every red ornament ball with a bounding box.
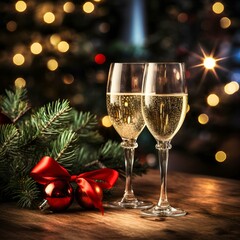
[44,180,74,212]
[75,182,103,209]
[0,112,11,125]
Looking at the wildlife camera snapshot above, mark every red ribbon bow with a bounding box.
[30,156,119,214]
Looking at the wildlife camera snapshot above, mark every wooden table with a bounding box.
[0,170,240,240]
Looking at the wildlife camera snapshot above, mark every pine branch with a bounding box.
[0,87,30,122]
[71,110,99,132]
[71,110,103,144]
[12,176,40,208]
[34,99,72,140]
[0,124,19,160]
[50,129,78,170]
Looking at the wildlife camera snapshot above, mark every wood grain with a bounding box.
[0,170,240,240]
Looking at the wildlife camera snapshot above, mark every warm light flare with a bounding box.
[190,45,228,86]
[203,57,216,69]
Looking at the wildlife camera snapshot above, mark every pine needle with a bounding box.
[0,87,30,122]
[0,124,19,159]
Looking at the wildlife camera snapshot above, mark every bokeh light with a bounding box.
[99,23,110,33]
[6,21,17,32]
[220,17,231,29]
[102,115,112,127]
[224,81,239,94]
[63,2,75,13]
[13,53,25,66]
[198,113,209,124]
[94,53,106,64]
[43,12,55,24]
[177,13,188,23]
[204,57,216,69]
[212,2,224,14]
[63,74,74,84]
[30,42,43,55]
[15,77,26,88]
[215,151,227,162]
[47,59,58,71]
[15,1,27,12]
[50,34,61,46]
[83,2,95,14]
[207,94,220,106]
[57,41,70,52]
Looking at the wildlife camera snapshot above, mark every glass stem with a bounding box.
[121,139,138,202]
[156,141,172,209]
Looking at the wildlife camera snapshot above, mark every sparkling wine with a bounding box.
[142,93,188,141]
[106,93,145,140]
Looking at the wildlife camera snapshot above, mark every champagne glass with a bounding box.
[141,62,188,217]
[106,63,152,209]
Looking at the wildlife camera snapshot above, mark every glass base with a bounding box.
[104,199,153,209]
[141,205,187,217]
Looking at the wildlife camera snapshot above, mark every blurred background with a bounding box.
[0,0,239,179]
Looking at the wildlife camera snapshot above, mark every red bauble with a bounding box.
[43,180,74,212]
[75,182,103,209]
[0,112,11,125]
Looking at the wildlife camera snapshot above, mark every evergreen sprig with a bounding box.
[0,87,30,122]
[0,124,19,159]
[0,86,147,208]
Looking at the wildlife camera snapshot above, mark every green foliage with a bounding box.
[0,86,147,209]
[0,87,30,122]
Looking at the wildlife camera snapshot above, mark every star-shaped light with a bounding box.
[190,45,228,87]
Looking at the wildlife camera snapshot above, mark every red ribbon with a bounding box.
[30,156,119,214]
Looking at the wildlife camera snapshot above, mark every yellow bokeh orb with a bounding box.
[220,17,231,29]
[57,41,70,53]
[224,81,239,95]
[47,59,58,71]
[83,2,95,13]
[43,12,55,24]
[212,2,224,14]
[207,94,220,107]
[30,42,43,55]
[102,115,112,127]
[15,77,26,88]
[215,151,227,162]
[13,53,25,66]
[198,113,209,125]
[50,34,61,46]
[15,1,27,12]
[63,2,75,13]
